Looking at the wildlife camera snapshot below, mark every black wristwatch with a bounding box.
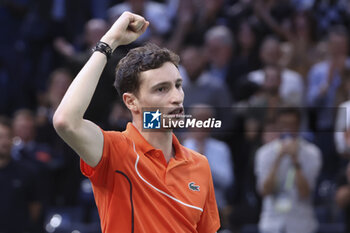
[92,41,112,59]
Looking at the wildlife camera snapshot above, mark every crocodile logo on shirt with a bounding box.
[188,182,200,191]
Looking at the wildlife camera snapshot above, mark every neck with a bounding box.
[132,120,174,163]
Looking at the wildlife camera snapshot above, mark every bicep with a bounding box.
[56,119,104,167]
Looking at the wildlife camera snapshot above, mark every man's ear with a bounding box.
[123,92,139,113]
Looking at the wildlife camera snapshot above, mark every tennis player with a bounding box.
[53,11,220,233]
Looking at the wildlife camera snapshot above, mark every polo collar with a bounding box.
[123,123,188,161]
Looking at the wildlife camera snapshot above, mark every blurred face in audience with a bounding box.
[260,38,281,66]
[181,47,205,81]
[85,19,108,48]
[13,112,36,143]
[277,112,300,137]
[48,70,73,108]
[205,37,232,68]
[329,33,348,58]
[0,124,12,160]
[294,13,311,39]
[263,66,281,94]
[238,22,256,52]
[262,121,279,144]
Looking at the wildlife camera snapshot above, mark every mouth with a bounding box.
[168,107,184,115]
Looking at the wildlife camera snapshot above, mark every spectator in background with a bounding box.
[204,25,234,85]
[307,25,350,177]
[251,0,324,80]
[283,10,324,79]
[181,46,232,106]
[248,64,284,124]
[11,109,53,213]
[248,36,304,105]
[228,115,263,232]
[12,109,52,167]
[37,68,73,124]
[179,0,227,46]
[262,119,280,145]
[108,0,172,43]
[228,19,261,93]
[183,104,234,228]
[335,161,350,233]
[36,68,82,206]
[53,18,109,74]
[181,46,232,130]
[105,101,132,131]
[255,107,321,233]
[334,69,350,159]
[0,116,43,233]
[312,0,350,38]
[18,0,92,104]
[252,0,295,39]
[54,19,118,124]
[165,0,193,53]
[290,0,315,11]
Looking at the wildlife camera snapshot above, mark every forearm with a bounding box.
[262,169,278,196]
[257,9,291,41]
[262,157,281,196]
[294,167,311,199]
[54,52,107,128]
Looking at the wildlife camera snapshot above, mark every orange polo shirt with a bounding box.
[81,123,220,233]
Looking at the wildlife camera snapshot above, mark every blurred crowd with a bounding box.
[1,0,350,232]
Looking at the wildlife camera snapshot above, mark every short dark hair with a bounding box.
[0,116,12,130]
[114,43,180,97]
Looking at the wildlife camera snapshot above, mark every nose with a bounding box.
[170,86,184,106]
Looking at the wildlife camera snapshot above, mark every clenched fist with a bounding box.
[101,11,149,51]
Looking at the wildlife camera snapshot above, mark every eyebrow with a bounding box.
[151,79,182,88]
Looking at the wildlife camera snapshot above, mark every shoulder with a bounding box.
[207,138,230,153]
[300,139,321,158]
[283,69,302,81]
[101,129,131,154]
[309,61,328,74]
[103,129,127,143]
[339,100,350,108]
[256,140,279,156]
[248,70,264,84]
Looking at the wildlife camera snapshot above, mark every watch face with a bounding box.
[93,42,112,58]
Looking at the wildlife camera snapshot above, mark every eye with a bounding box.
[157,86,167,92]
[175,83,182,89]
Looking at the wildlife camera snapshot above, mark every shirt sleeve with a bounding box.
[306,64,327,107]
[80,129,127,186]
[197,162,221,233]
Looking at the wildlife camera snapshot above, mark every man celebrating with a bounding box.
[53,12,220,233]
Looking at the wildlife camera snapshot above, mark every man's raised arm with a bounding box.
[53,12,149,167]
